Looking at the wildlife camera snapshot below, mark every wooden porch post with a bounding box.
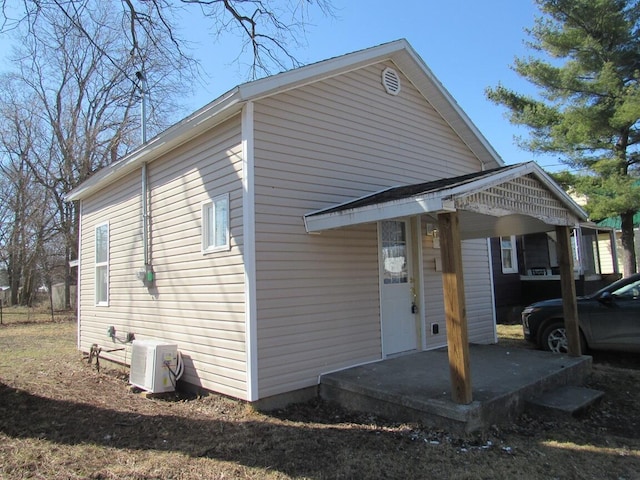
[555,225,582,357]
[438,211,472,404]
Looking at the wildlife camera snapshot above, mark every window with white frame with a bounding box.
[202,194,230,253]
[500,235,518,274]
[95,222,109,305]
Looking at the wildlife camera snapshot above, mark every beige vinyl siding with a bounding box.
[253,61,489,397]
[421,227,446,348]
[421,222,496,348]
[78,117,248,399]
[255,224,380,398]
[461,238,496,344]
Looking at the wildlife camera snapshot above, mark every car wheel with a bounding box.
[540,322,568,353]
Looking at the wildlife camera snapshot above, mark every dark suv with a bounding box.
[521,273,640,353]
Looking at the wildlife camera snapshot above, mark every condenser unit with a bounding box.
[129,339,178,393]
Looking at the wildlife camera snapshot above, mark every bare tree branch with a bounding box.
[1,1,334,80]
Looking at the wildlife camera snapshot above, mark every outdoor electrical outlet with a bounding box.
[431,323,439,335]
[107,326,116,337]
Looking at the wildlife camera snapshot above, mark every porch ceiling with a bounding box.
[303,162,588,239]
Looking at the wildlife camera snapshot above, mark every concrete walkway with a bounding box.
[319,344,593,433]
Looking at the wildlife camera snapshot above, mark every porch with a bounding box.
[306,162,591,408]
[319,344,595,433]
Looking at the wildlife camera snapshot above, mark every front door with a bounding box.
[380,220,417,356]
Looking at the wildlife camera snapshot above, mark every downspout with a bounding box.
[142,162,150,276]
[137,71,153,286]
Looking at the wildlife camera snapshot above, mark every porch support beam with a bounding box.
[555,225,582,357]
[438,211,473,404]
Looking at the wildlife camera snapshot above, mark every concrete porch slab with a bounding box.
[319,344,593,433]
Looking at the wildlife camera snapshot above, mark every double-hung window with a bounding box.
[500,235,518,274]
[202,193,230,253]
[95,222,109,305]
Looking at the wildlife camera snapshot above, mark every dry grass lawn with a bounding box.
[1,310,639,479]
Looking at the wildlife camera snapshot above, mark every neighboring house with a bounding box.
[597,212,640,274]
[0,269,9,306]
[491,226,620,323]
[52,283,77,311]
[0,286,9,306]
[66,39,587,406]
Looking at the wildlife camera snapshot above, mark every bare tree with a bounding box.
[0,1,332,309]
[1,0,333,80]
[0,2,185,308]
[0,95,53,305]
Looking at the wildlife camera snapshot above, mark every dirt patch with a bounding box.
[1,319,639,479]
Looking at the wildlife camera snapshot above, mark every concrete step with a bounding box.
[526,386,604,418]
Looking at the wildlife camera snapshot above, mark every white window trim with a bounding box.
[95,221,109,306]
[500,235,518,274]
[201,193,230,254]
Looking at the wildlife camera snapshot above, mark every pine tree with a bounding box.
[487,0,640,275]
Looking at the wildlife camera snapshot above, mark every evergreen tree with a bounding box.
[487,0,640,275]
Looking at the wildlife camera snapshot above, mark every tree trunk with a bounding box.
[9,262,19,306]
[620,211,638,276]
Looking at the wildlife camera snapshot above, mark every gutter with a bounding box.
[65,87,242,202]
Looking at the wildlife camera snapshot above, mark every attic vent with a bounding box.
[382,67,401,95]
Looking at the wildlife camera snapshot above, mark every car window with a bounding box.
[612,279,640,300]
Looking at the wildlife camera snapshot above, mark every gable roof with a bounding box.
[66,39,503,202]
[304,162,588,238]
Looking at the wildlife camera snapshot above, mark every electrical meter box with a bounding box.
[129,339,178,393]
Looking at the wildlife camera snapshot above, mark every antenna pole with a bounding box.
[136,71,147,144]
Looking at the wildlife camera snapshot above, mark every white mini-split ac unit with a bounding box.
[129,339,179,393]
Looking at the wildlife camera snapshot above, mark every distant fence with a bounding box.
[0,285,76,309]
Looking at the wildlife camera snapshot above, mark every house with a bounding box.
[491,224,620,323]
[0,286,9,306]
[66,39,588,407]
[597,211,640,274]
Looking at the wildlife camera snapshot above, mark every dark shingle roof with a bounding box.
[309,164,517,217]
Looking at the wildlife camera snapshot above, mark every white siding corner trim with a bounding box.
[77,200,83,350]
[242,101,259,401]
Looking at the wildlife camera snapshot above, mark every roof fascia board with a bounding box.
[304,195,454,233]
[237,40,409,102]
[304,162,588,232]
[304,185,397,218]
[303,168,522,232]
[65,90,242,201]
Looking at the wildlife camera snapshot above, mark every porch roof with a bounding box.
[303,162,588,239]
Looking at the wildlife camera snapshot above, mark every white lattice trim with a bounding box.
[455,174,578,226]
